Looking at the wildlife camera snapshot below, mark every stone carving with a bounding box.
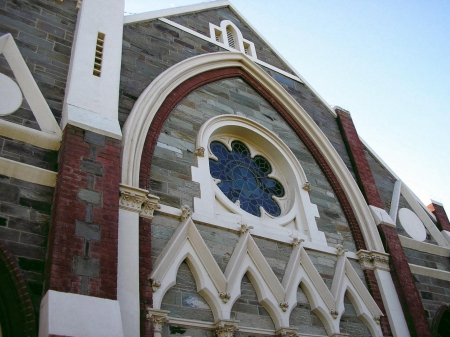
[302,181,311,192]
[238,221,253,235]
[151,280,161,292]
[75,0,82,10]
[335,244,348,257]
[276,327,298,337]
[119,190,146,212]
[290,235,305,247]
[219,292,231,303]
[180,205,193,220]
[141,194,161,219]
[330,309,339,319]
[279,301,289,312]
[194,147,205,157]
[357,250,390,271]
[215,321,239,337]
[374,315,381,325]
[146,308,169,337]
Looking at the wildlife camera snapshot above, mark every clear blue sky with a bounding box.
[125,0,450,212]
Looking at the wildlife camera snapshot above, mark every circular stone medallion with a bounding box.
[0,73,22,116]
[398,208,427,242]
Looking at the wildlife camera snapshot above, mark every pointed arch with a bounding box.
[122,52,383,252]
[0,242,37,337]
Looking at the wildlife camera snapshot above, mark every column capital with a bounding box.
[214,320,239,337]
[357,250,390,271]
[275,327,298,337]
[146,308,170,335]
[141,193,160,219]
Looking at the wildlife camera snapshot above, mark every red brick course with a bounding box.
[45,125,121,300]
[336,108,431,337]
[428,202,450,232]
[138,68,393,335]
[139,217,153,336]
[0,241,36,337]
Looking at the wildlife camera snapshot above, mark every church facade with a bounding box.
[0,1,449,337]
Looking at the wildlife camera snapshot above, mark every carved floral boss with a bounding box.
[209,140,284,217]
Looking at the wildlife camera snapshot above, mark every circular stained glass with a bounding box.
[209,140,285,217]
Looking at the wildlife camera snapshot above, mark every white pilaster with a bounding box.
[374,269,410,337]
[118,185,148,337]
[62,0,125,139]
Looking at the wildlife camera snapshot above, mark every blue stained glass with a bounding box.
[209,140,285,217]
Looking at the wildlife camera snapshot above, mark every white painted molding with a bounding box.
[409,264,450,281]
[123,0,337,117]
[0,157,57,187]
[38,290,124,337]
[149,214,383,335]
[156,17,302,83]
[192,114,325,243]
[0,119,61,150]
[0,33,61,136]
[389,180,402,223]
[121,51,384,252]
[398,235,450,257]
[442,230,450,244]
[369,205,396,228]
[62,0,124,139]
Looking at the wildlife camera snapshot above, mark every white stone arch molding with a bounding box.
[193,114,325,244]
[121,51,384,252]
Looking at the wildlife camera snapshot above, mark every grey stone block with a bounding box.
[84,131,105,146]
[73,256,100,277]
[0,182,20,202]
[75,220,101,241]
[81,159,104,176]
[78,189,102,206]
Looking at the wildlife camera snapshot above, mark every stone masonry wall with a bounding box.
[150,77,357,251]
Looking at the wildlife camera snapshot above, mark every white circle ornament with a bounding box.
[398,208,427,242]
[0,73,22,116]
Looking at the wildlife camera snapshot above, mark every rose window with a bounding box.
[209,140,285,217]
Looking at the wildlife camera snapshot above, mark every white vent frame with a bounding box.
[209,20,256,57]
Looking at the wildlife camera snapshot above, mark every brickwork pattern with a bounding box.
[0,174,53,318]
[140,217,153,337]
[45,126,120,300]
[0,0,77,127]
[403,247,450,271]
[428,202,450,232]
[0,240,36,337]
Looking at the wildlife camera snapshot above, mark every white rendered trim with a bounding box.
[389,180,402,223]
[409,264,450,281]
[38,290,124,337]
[121,51,384,252]
[398,235,450,257]
[0,157,57,187]
[150,214,383,335]
[124,1,337,117]
[124,0,231,23]
[193,115,325,244]
[158,17,303,83]
[0,119,61,150]
[0,33,61,136]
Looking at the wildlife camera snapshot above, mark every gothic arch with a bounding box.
[0,242,36,337]
[121,51,384,252]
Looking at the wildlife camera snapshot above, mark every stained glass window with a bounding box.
[209,140,285,217]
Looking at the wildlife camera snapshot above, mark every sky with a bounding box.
[124,0,450,211]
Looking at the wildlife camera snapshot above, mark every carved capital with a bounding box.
[335,244,348,257]
[290,235,304,247]
[214,320,239,337]
[219,292,231,303]
[151,279,161,292]
[330,309,339,319]
[357,250,390,271]
[119,185,148,212]
[146,308,170,333]
[276,327,298,337]
[238,221,253,235]
[194,147,205,157]
[279,301,289,312]
[74,0,82,10]
[140,194,161,219]
[302,181,311,192]
[373,315,381,325]
[180,205,193,220]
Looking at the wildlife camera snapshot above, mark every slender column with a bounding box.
[337,107,430,337]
